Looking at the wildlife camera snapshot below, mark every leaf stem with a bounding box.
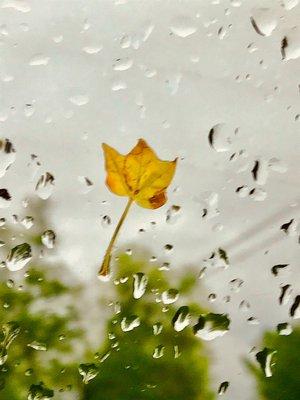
[98,198,133,278]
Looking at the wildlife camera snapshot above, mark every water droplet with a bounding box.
[24,103,35,117]
[279,284,292,305]
[174,345,181,358]
[277,322,292,336]
[164,244,173,253]
[229,278,244,293]
[290,295,300,319]
[28,383,54,400]
[0,188,11,208]
[161,288,179,304]
[218,381,229,395]
[170,16,197,38]
[250,9,277,37]
[6,243,31,271]
[0,139,16,177]
[281,32,300,61]
[268,157,288,173]
[133,272,148,299]
[153,345,164,359]
[208,123,234,152]
[172,306,190,332]
[111,80,127,91]
[208,293,217,302]
[193,313,230,341]
[27,341,47,351]
[165,73,182,95]
[256,347,276,377]
[29,54,50,66]
[0,346,7,366]
[41,230,56,249]
[166,205,181,224]
[69,94,89,106]
[251,160,268,185]
[21,216,34,230]
[83,45,102,54]
[2,0,31,13]
[282,0,298,10]
[25,368,33,376]
[280,218,297,236]
[35,172,54,200]
[271,264,289,276]
[78,363,99,384]
[113,57,133,71]
[121,315,140,332]
[6,279,14,288]
[153,322,163,336]
[239,300,250,311]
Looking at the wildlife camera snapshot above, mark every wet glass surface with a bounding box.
[0,1,300,399]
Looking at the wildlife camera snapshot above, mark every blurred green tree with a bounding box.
[83,254,215,400]
[0,199,84,399]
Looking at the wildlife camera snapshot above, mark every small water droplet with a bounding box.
[218,381,229,395]
[161,288,179,304]
[27,341,47,351]
[153,345,164,359]
[69,94,89,106]
[21,216,34,229]
[153,322,163,336]
[41,230,56,249]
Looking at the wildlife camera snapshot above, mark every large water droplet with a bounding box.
[172,306,190,332]
[78,363,99,384]
[193,313,230,341]
[208,123,235,152]
[170,16,197,38]
[35,173,54,200]
[6,243,32,271]
[256,347,276,377]
[28,383,54,400]
[250,9,277,37]
[133,272,148,299]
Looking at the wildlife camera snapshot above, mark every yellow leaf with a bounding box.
[99,139,177,278]
[102,138,177,209]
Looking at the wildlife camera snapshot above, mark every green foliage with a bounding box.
[249,326,300,400]
[83,254,215,400]
[0,265,83,400]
